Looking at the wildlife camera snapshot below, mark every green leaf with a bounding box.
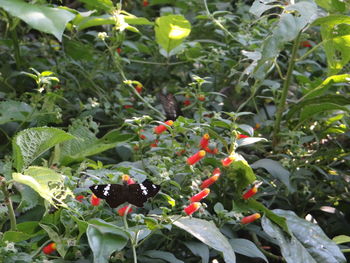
[300,103,349,122]
[2,221,43,242]
[249,0,280,18]
[12,127,74,171]
[313,15,350,75]
[286,94,350,121]
[184,241,209,263]
[40,223,67,257]
[87,219,129,263]
[76,0,113,11]
[15,184,39,212]
[74,14,153,31]
[251,159,294,192]
[315,0,346,12]
[254,1,317,79]
[261,215,318,263]
[2,231,32,242]
[71,215,88,241]
[0,100,33,125]
[59,124,133,165]
[227,160,256,192]
[303,74,350,99]
[155,15,191,54]
[143,250,184,263]
[230,238,268,262]
[273,209,346,263]
[333,235,350,245]
[0,0,75,41]
[12,166,73,208]
[173,217,236,263]
[236,137,268,147]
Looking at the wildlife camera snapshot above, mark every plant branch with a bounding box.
[0,176,17,231]
[122,204,138,263]
[272,32,302,149]
[251,233,286,262]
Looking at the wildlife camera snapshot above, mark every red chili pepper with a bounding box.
[43,242,56,255]
[184,202,201,215]
[150,139,159,147]
[204,146,218,154]
[90,194,100,206]
[75,195,84,202]
[154,120,173,134]
[200,172,220,189]
[242,185,258,200]
[118,205,133,216]
[190,188,210,202]
[183,99,191,106]
[300,40,312,48]
[117,47,122,54]
[142,0,149,7]
[123,105,133,109]
[241,213,261,224]
[212,168,221,176]
[187,150,206,165]
[198,94,205,101]
[221,156,235,167]
[139,129,146,140]
[135,84,143,94]
[199,133,210,149]
[237,134,249,139]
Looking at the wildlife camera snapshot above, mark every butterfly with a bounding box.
[89,179,161,208]
[159,93,182,121]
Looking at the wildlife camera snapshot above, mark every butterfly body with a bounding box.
[89,179,160,208]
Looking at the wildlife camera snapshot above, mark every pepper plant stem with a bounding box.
[272,32,302,149]
[0,176,17,231]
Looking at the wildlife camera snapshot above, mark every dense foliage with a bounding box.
[0,0,349,262]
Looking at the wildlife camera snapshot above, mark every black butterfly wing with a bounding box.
[89,184,127,208]
[159,93,182,121]
[127,179,161,207]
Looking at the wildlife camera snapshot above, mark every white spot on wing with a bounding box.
[94,186,98,190]
[140,184,148,195]
[103,184,111,196]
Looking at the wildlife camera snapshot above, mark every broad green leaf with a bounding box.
[143,250,184,263]
[333,235,350,245]
[59,123,132,165]
[254,1,317,79]
[2,221,43,242]
[77,0,113,11]
[184,241,209,263]
[227,160,256,192]
[262,215,317,263]
[313,15,350,74]
[71,215,88,241]
[286,94,350,121]
[0,0,75,41]
[2,231,32,242]
[230,238,268,262]
[15,184,39,212]
[300,103,349,122]
[273,209,346,263]
[173,217,236,263]
[0,100,33,125]
[303,74,350,99]
[40,223,67,257]
[74,14,153,31]
[315,0,346,12]
[155,15,191,54]
[251,159,294,192]
[12,127,74,171]
[249,0,280,17]
[87,219,129,263]
[12,166,73,208]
